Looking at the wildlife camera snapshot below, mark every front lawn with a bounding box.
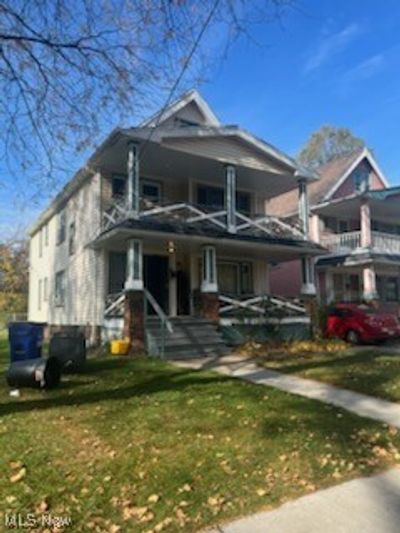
[1,336,400,532]
[259,346,400,403]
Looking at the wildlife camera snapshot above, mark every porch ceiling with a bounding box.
[97,132,306,199]
[313,195,400,222]
[91,222,323,262]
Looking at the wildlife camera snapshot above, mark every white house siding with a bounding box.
[28,173,104,336]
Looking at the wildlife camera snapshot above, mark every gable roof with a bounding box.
[141,89,220,128]
[267,147,389,217]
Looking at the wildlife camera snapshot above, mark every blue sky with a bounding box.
[2,0,400,239]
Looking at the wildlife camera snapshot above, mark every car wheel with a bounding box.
[346,330,360,345]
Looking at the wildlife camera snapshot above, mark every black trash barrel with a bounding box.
[6,357,61,389]
[8,322,45,362]
[49,332,86,372]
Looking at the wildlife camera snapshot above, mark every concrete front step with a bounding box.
[146,316,230,359]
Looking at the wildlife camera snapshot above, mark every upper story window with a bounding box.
[55,270,65,306]
[141,180,162,203]
[38,229,43,257]
[112,175,126,198]
[197,185,251,214]
[57,209,66,245]
[44,223,49,246]
[69,221,76,255]
[352,166,369,193]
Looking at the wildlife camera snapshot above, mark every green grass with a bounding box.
[1,335,400,532]
[260,347,400,403]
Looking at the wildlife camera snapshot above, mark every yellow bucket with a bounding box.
[110,339,131,355]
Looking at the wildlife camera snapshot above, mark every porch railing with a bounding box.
[321,230,361,252]
[218,293,306,318]
[102,199,304,239]
[321,230,400,255]
[371,231,400,254]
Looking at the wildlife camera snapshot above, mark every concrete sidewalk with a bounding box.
[174,355,400,428]
[204,468,400,533]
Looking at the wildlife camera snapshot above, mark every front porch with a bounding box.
[98,233,314,356]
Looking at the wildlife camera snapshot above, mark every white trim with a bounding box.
[141,90,220,128]
[323,148,389,202]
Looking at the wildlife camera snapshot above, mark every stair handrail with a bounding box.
[144,289,174,334]
[144,288,174,359]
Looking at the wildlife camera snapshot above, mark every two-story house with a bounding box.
[269,147,400,308]
[28,90,322,356]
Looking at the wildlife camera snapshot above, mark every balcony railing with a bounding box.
[102,198,304,240]
[321,230,400,255]
[321,231,361,252]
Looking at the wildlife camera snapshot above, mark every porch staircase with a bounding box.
[145,316,231,359]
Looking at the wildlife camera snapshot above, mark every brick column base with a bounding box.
[123,290,145,352]
[200,292,219,322]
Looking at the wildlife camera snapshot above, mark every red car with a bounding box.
[326,303,400,344]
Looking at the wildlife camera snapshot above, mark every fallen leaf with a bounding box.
[147,494,160,504]
[10,467,26,483]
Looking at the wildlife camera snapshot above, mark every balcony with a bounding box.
[102,198,305,241]
[321,230,400,255]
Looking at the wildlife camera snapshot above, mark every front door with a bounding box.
[144,255,169,314]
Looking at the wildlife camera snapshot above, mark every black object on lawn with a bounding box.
[49,332,86,372]
[7,357,61,389]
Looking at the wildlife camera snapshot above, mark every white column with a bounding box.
[360,198,371,248]
[309,213,320,243]
[127,142,140,218]
[201,245,218,293]
[301,257,316,296]
[168,253,177,317]
[363,264,378,301]
[125,238,143,291]
[298,179,309,238]
[225,164,236,233]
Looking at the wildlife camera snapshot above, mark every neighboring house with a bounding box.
[268,147,400,306]
[28,90,322,354]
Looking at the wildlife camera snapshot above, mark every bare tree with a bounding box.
[0,0,292,201]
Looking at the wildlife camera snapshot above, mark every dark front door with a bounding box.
[144,255,169,314]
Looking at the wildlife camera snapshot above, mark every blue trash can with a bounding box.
[8,322,45,363]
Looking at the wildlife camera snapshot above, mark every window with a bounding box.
[55,270,65,306]
[43,277,48,302]
[112,175,126,198]
[39,229,43,257]
[384,277,399,302]
[44,223,49,246]
[38,279,42,310]
[57,210,66,245]
[352,166,369,192]
[198,185,224,209]
[197,185,251,213]
[217,261,253,295]
[338,220,349,233]
[141,180,162,203]
[68,221,76,255]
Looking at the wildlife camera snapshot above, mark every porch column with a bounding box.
[168,252,177,317]
[123,238,144,351]
[298,179,309,238]
[225,164,236,233]
[360,198,372,248]
[200,245,219,321]
[363,264,378,301]
[309,213,320,243]
[127,141,140,218]
[301,257,316,297]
